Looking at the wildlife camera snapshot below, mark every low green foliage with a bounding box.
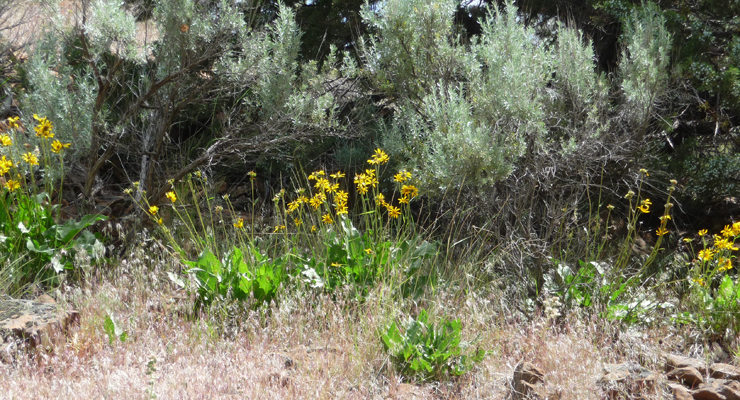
[186,247,286,308]
[0,191,106,285]
[676,275,740,336]
[381,309,484,381]
[103,311,128,345]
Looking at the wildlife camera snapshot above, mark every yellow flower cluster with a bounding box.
[0,155,12,174]
[276,148,419,230]
[22,152,39,166]
[7,116,19,129]
[691,221,739,281]
[354,169,378,195]
[33,114,54,139]
[0,134,11,146]
[5,179,20,191]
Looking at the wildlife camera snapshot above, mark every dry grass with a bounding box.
[0,239,693,400]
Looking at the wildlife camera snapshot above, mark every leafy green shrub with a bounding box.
[381,309,484,381]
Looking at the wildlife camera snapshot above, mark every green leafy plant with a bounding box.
[676,223,740,335]
[103,311,128,345]
[1,115,107,291]
[186,246,287,308]
[381,309,484,381]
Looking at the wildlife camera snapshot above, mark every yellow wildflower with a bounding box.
[34,118,54,139]
[364,248,373,255]
[166,191,177,203]
[293,218,303,226]
[314,177,331,192]
[274,225,286,233]
[331,262,342,267]
[330,171,345,179]
[386,205,401,219]
[322,213,334,224]
[51,140,71,153]
[248,171,257,179]
[693,278,705,286]
[149,205,159,215]
[398,196,409,204]
[22,152,39,166]
[367,148,389,165]
[309,193,326,210]
[394,170,412,183]
[308,170,325,181]
[7,116,19,129]
[0,134,11,146]
[637,198,651,214]
[698,248,715,262]
[0,155,12,174]
[233,218,244,229]
[335,190,349,204]
[335,203,348,215]
[401,185,419,199]
[656,227,669,236]
[5,179,20,191]
[157,218,163,225]
[714,236,738,251]
[733,221,740,236]
[721,225,734,238]
[375,193,387,207]
[287,199,302,214]
[311,225,317,233]
[718,257,733,272]
[659,215,671,222]
[699,229,708,236]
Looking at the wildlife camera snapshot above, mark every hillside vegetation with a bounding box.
[0,0,739,398]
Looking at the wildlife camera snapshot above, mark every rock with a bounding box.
[710,343,731,364]
[0,295,79,357]
[711,363,740,381]
[511,362,560,400]
[667,382,694,400]
[667,367,704,388]
[692,379,740,400]
[666,354,708,375]
[599,362,656,399]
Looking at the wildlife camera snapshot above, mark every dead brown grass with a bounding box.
[0,240,693,400]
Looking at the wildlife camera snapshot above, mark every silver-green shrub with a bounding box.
[21,0,343,199]
[620,2,672,129]
[357,0,669,195]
